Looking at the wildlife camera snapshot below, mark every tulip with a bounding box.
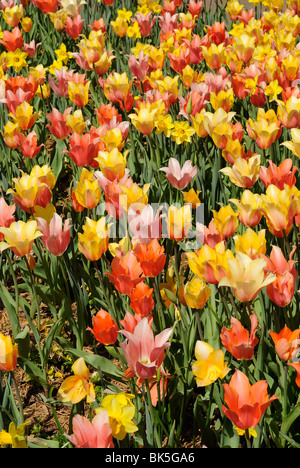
[106,250,145,296]
[281,128,300,159]
[287,362,300,388]
[233,33,256,62]
[222,369,278,435]
[68,80,90,107]
[87,309,119,345]
[269,325,300,362]
[9,101,37,130]
[260,184,299,238]
[62,131,100,168]
[166,204,192,242]
[65,14,84,39]
[128,204,163,245]
[101,72,134,112]
[184,275,211,309]
[192,340,230,387]
[186,241,233,284]
[73,168,101,210]
[7,173,52,213]
[159,158,197,190]
[220,314,259,360]
[78,217,110,262]
[120,311,153,334]
[259,159,297,190]
[37,213,72,256]
[66,411,114,448]
[58,357,95,404]
[133,239,166,277]
[46,107,72,140]
[218,252,276,302]
[119,317,173,381]
[210,88,235,113]
[0,27,23,51]
[17,130,44,159]
[202,43,226,70]
[120,181,150,213]
[0,220,42,257]
[0,197,15,240]
[262,246,297,308]
[277,96,300,129]
[233,228,266,259]
[202,108,236,138]
[212,204,239,238]
[0,332,18,371]
[129,282,155,316]
[220,154,261,188]
[196,219,225,248]
[96,393,138,441]
[129,105,159,135]
[229,190,262,228]
[95,148,127,182]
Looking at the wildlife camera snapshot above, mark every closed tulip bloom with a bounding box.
[0,197,15,240]
[220,314,259,360]
[277,96,300,129]
[73,168,101,209]
[129,282,155,317]
[9,101,37,130]
[128,204,163,245]
[95,148,127,182]
[218,252,276,302]
[159,266,186,308]
[78,216,110,261]
[133,239,166,277]
[62,131,100,168]
[262,246,297,308]
[220,154,261,188]
[202,43,226,70]
[129,106,159,135]
[107,250,145,296]
[260,184,299,238]
[65,14,84,39]
[87,309,119,345]
[233,33,256,62]
[230,190,262,228]
[0,220,42,257]
[222,369,278,433]
[210,88,235,113]
[119,317,173,381]
[0,332,18,371]
[46,107,72,140]
[7,173,52,213]
[167,204,192,241]
[68,80,90,107]
[159,158,197,190]
[96,393,138,441]
[269,325,300,362]
[212,204,239,238]
[37,213,72,256]
[184,275,211,309]
[66,411,114,448]
[17,131,44,159]
[58,357,95,404]
[192,341,230,387]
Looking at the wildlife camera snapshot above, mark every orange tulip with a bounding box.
[129,282,155,317]
[87,309,119,345]
[269,325,300,362]
[133,239,166,277]
[220,314,259,360]
[222,369,278,434]
[106,250,145,296]
[288,362,300,388]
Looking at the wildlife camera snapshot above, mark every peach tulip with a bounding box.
[269,325,300,361]
[159,158,197,190]
[37,213,72,256]
[66,411,114,448]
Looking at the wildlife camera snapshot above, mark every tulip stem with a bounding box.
[245,429,252,448]
[6,252,21,337]
[11,370,24,425]
[144,379,161,448]
[24,256,41,332]
[94,260,116,323]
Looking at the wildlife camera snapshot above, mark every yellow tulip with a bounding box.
[96,148,127,182]
[281,128,300,158]
[218,252,276,302]
[212,204,239,238]
[166,204,192,241]
[184,276,211,309]
[233,228,267,259]
[192,341,230,387]
[9,101,37,130]
[68,81,90,108]
[229,190,262,228]
[74,168,101,209]
[78,216,110,261]
[0,220,42,257]
[220,154,261,188]
[0,332,18,372]
[66,109,86,135]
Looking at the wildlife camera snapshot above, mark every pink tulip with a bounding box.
[37,213,72,256]
[119,317,173,381]
[66,411,114,448]
[0,197,15,240]
[159,158,197,190]
[128,204,163,245]
[134,12,157,37]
